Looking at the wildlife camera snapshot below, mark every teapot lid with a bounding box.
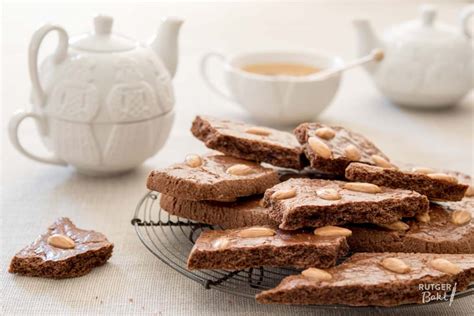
[70,15,137,52]
[390,5,462,41]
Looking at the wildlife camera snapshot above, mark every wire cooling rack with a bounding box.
[131,191,474,309]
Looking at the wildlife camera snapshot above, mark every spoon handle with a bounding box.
[313,49,384,80]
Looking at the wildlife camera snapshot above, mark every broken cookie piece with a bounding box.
[187,226,349,270]
[263,178,429,230]
[191,116,306,169]
[345,163,469,201]
[160,194,278,229]
[256,252,474,306]
[9,218,113,278]
[293,123,390,176]
[348,197,474,253]
[147,154,280,202]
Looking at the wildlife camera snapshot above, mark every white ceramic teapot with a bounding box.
[354,5,473,108]
[9,15,183,175]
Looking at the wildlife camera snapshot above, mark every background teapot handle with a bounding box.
[29,24,69,106]
[460,5,474,39]
[8,110,67,166]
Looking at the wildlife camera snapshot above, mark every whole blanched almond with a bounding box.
[464,185,474,197]
[308,137,332,159]
[343,182,382,193]
[271,188,297,200]
[344,144,361,161]
[246,127,271,136]
[430,258,462,275]
[416,212,431,223]
[371,154,394,169]
[451,210,472,226]
[47,234,75,249]
[226,164,255,176]
[380,257,411,274]
[237,227,276,238]
[314,226,352,237]
[317,188,341,200]
[378,221,410,231]
[212,238,230,249]
[301,268,333,282]
[314,127,336,140]
[411,166,435,174]
[185,154,203,168]
[427,173,458,183]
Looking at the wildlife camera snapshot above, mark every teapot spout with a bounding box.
[353,19,381,73]
[150,16,183,79]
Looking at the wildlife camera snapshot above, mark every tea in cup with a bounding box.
[241,62,321,77]
[200,51,343,125]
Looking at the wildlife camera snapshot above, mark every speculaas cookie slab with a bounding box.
[191,116,306,169]
[9,217,113,278]
[256,252,474,306]
[160,194,278,229]
[187,226,349,270]
[147,154,280,202]
[263,178,429,230]
[345,162,470,201]
[293,123,390,176]
[348,197,474,253]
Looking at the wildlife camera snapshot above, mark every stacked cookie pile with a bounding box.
[147,115,474,307]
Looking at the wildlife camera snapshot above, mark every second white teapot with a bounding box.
[354,5,473,108]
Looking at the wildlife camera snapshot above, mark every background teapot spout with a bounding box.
[353,19,381,74]
[150,16,184,79]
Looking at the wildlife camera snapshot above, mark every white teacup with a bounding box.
[201,51,343,125]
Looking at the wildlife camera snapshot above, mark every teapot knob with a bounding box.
[420,4,437,26]
[94,15,113,35]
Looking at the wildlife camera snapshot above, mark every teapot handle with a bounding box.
[460,5,474,39]
[29,24,69,106]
